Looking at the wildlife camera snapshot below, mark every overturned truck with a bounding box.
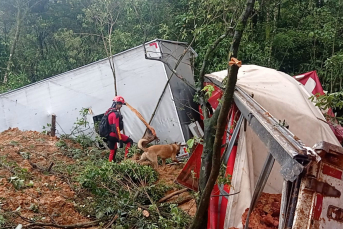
[0,39,199,149]
[177,65,343,229]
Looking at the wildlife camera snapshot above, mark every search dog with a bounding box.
[137,139,181,169]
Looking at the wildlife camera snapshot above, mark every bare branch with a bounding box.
[74,32,104,38]
[104,215,118,229]
[23,220,101,229]
[158,188,188,203]
[173,98,203,116]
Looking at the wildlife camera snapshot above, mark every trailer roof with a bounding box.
[0,39,196,96]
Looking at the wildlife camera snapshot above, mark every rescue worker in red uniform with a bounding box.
[105,96,133,162]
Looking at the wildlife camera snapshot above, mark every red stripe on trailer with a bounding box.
[322,164,343,180]
[207,120,228,229]
[220,107,239,229]
[208,105,240,229]
[149,42,158,49]
[313,193,323,220]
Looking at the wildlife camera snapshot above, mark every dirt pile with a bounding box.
[0,128,92,227]
[0,128,196,227]
[242,192,281,229]
[156,164,197,216]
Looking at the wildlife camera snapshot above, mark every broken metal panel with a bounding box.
[292,141,343,229]
[233,87,309,182]
[222,114,244,164]
[314,141,343,170]
[159,41,199,142]
[115,43,184,143]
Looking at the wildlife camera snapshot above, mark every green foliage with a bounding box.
[114,144,140,162]
[310,92,343,111]
[217,164,232,186]
[0,156,31,182]
[55,139,67,149]
[310,92,343,124]
[0,72,31,93]
[9,176,25,190]
[186,136,203,153]
[0,214,5,227]
[79,160,158,194]
[29,203,39,213]
[42,123,52,135]
[0,156,33,190]
[77,160,191,228]
[1,0,343,105]
[202,85,215,99]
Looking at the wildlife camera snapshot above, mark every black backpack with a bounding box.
[98,109,116,138]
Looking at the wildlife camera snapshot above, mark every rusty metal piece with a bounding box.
[279,180,291,229]
[305,177,341,197]
[323,153,343,170]
[286,176,302,229]
[314,141,343,170]
[327,205,343,222]
[314,141,343,155]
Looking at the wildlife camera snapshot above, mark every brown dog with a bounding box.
[137,139,181,169]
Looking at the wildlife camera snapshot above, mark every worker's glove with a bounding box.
[119,140,123,148]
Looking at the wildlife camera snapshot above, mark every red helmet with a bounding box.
[113,95,126,105]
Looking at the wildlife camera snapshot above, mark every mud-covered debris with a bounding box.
[242,192,281,229]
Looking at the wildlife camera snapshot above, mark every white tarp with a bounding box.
[205,65,340,228]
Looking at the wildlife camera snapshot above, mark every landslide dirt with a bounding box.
[0,128,91,227]
[156,164,197,216]
[0,128,196,228]
[242,192,281,229]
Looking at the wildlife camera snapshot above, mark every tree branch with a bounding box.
[158,188,188,203]
[23,220,101,229]
[189,0,256,228]
[198,28,233,119]
[103,214,118,229]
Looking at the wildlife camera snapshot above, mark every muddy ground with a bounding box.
[0,128,196,228]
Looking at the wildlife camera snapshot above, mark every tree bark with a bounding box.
[3,6,22,84]
[189,0,256,228]
[199,108,220,193]
[197,28,233,196]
